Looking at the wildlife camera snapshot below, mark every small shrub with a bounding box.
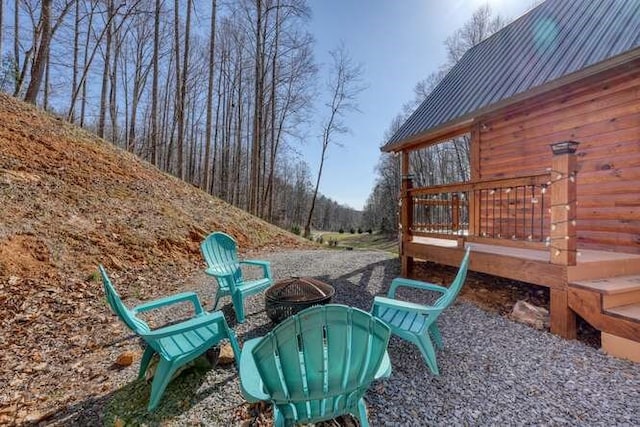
[366,228,373,234]
[315,236,324,244]
[291,225,301,235]
[338,228,344,234]
[357,227,362,234]
[349,228,355,234]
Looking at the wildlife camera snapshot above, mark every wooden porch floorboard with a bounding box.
[411,236,640,265]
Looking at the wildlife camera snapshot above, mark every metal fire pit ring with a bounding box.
[265,277,335,324]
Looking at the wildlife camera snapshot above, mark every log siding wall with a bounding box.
[477,65,640,254]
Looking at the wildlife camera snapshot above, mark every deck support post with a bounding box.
[469,122,481,237]
[550,288,577,339]
[549,141,579,338]
[400,151,414,276]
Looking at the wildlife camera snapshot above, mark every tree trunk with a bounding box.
[69,0,80,123]
[128,26,150,154]
[304,143,327,238]
[0,0,4,62]
[202,0,216,192]
[178,0,192,180]
[43,45,50,109]
[24,0,51,104]
[97,0,114,138]
[264,0,280,222]
[249,0,263,216]
[233,69,243,206]
[108,29,120,145]
[13,0,19,95]
[150,0,160,165]
[80,1,97,127]
[210,53,223,195]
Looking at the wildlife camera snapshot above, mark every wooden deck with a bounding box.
[412,236,640,265]
[406,236,640,351]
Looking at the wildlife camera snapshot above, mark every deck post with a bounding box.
[548,141,579,338]
[400,151,414,276]
[549,141,579,266]
[469,123,481,237]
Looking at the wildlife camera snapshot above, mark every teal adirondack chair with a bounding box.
[98,265,241,411]
[240,304,392,427]
[200,232,273,323]
[371,247,471,375]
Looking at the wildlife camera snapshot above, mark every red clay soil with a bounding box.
[0,93,313,424]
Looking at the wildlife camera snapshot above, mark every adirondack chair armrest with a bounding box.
[143,310,227,339]
[133,292,205,316]
[388,277,448,298]
[372,296,443,317]
[240,260,273,280]
[239,337,270,402]
[204,267,235,279]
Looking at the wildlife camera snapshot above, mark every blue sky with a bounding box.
[306,0,535,210]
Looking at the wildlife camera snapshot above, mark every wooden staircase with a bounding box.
[568,273,640,362]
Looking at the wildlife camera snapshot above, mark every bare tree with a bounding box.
[23,0,74,103]
[69,0,80,122]
[249,0,265,216]
[68,0,127,123]
[3,0,362,234]
[202,0,216,191]
[13,0,21,95]
[445,5,506,65]
[125,12,153,153]
[176,0,191,179]
[0,0,4,58]
[304,45,365,237]
[150,0,161,166]
[97,0,114,137]
[22,0,51,103]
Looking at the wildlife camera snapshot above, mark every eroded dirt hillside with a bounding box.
[0,93,312,423]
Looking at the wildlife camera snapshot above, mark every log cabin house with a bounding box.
[381,0,640,361]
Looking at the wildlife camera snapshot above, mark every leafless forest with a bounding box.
[0,1,505,235]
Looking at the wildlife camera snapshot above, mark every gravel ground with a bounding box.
[55,249,640,426]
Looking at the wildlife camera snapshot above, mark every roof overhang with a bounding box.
[381,46,640,154]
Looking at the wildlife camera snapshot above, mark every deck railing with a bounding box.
[407,172,551,244]
[411,193,469,236]
[400,141,579,284]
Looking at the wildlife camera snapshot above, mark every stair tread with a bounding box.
[570,275,640,295]
[606,302,640,320]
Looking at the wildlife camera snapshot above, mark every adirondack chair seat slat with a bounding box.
[99,265,241,411]
[159,322,222,359]
[201,232,273,323]
[376,305,426,334]
[240,305,391,426]
[372,247,471,375]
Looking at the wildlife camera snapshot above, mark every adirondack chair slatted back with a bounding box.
[99,265,150,334]
[252,305,390,422]
[434,247,471,308]
[200,232,243,291]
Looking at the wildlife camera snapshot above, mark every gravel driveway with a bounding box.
[55,249,640,425]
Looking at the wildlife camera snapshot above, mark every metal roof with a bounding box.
[383,0,640,152]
